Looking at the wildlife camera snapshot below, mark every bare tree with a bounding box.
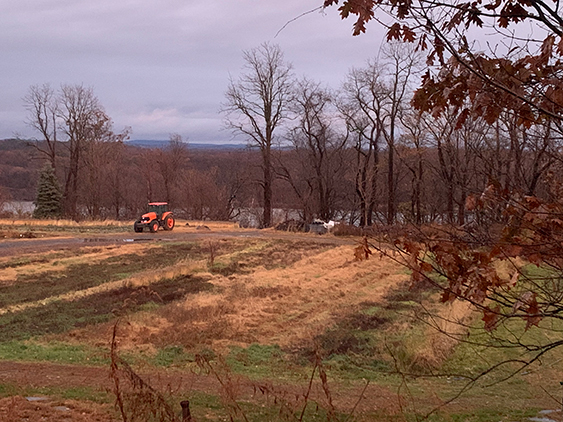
[485,114,558,197]
[23,84,59,169]
[339,61,386,226]
[280,78,348,222]
[380,43,421,224]
[156,134,189,204]
[81,125,130,219]
[25,83,125,219]
[0,186,12,216]
[56,84,130,220]
[178,167,240,221]
[223,43,293,228]
[58,85,105,219]
[104,140,129,219]
[138,148,161,204]
[397,110,428,224]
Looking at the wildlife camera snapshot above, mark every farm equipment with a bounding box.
[134,202,175,233]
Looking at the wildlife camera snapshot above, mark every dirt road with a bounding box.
[0,228,355,258]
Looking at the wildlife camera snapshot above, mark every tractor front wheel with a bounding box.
[163,216,175,231]
[134,224,143,233]
[149,220,159,233]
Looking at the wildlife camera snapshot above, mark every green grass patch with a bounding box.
[57,385,112,403]
[208,260,240,276]
[0,382,20,398]
[442,314,563,380]
[305,303,396,361]
[0,256,49,269]
[325,354,392,378]
[0,341,108,365]
[0,249,94,270]
[187,389,340,422]
[152,345,195,367]
[225,344,302,379]
[292,289,433,380]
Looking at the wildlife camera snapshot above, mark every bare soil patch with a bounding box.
[0,395,114,422]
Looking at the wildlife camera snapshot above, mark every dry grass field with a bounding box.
[0,219,561,421]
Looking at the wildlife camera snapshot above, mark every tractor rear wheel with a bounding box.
[149,220,159,233]
[163,216,175,231]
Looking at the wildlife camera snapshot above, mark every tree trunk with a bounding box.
[262,147,273,228]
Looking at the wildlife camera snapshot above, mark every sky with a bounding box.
[0,0,385,144]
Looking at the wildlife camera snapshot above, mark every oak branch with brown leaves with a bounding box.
[325,0,563,383]
[324,0,563,130]
[381,184,563,382]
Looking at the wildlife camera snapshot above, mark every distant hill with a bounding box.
[126,140,248,150]
[0,138,39,201]
[0,138,255,201]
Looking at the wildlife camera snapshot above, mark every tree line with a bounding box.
[17,41,563,226]
[222,42,562,227]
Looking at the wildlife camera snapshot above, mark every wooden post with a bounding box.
[180,400,192,421]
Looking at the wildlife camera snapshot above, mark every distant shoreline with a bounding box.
[126,140,248,150]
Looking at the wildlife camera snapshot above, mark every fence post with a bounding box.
[180,400,192,421]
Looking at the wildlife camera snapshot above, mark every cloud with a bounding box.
[122,106,223,143]
[0,0,385,141]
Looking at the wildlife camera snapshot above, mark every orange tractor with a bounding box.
[134,202,175,233]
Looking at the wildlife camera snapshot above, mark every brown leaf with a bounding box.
[402,25,416,42]
[420,261,433,273]
[525,314,542,330]
[503,244,523,257]
[441,289,456,303]
[524,293,541,330]
[540,35,555,62]
[386,23,402,41]
[557,36,563,55]
[482,305,500,331]
[403,240,421,255]
[528,254,543,266]
[484,0,501,11]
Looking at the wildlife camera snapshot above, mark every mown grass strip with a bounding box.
[0,275,213,342]
[0,243,202,308]
[222,239,333,272]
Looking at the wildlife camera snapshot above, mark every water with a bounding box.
[2,200,34,215]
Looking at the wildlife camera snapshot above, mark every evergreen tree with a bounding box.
[33,164,63,219]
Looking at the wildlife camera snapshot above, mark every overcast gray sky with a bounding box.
[0,0,384,143]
